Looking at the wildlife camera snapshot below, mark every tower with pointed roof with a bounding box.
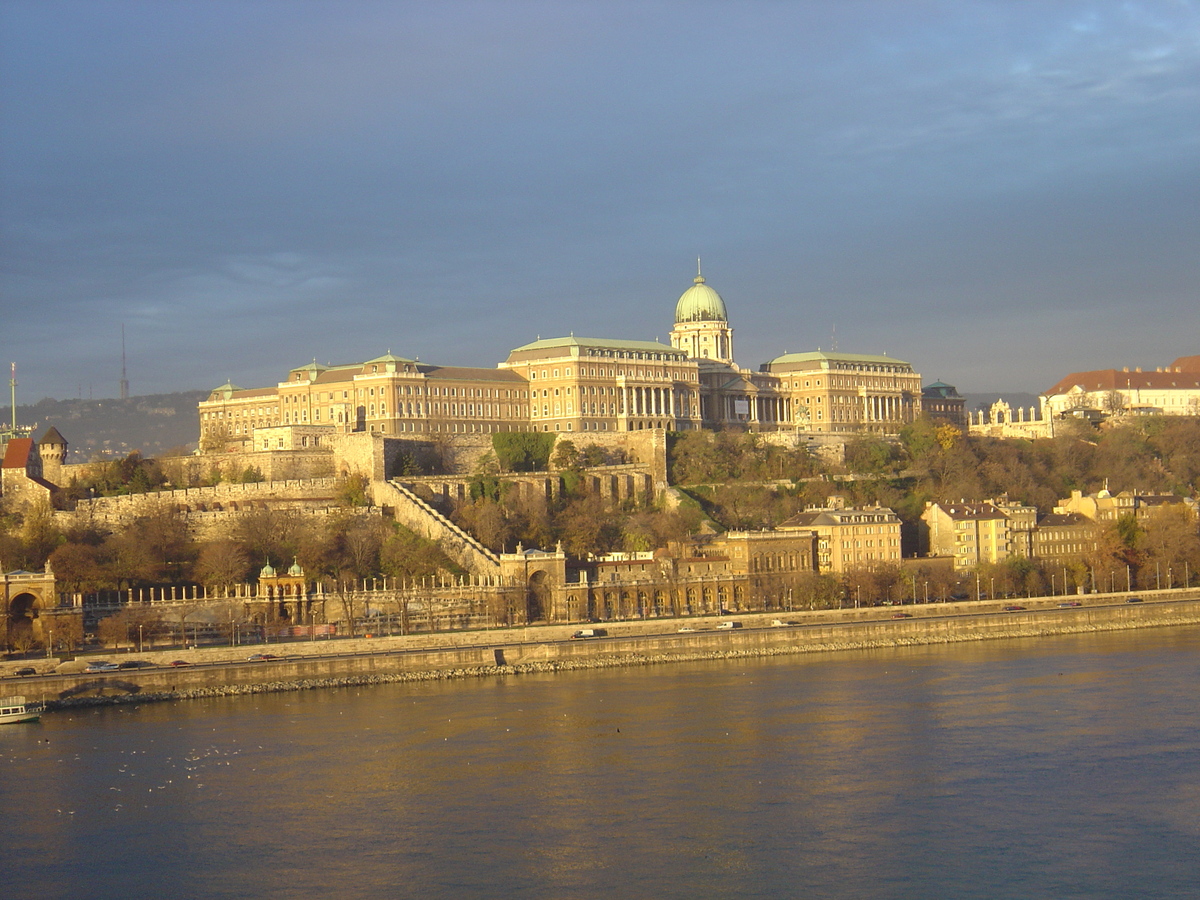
[669,261,735,364]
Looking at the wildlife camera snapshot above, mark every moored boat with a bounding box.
[0,695,43,724]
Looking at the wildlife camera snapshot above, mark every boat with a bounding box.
[0,695,43,724]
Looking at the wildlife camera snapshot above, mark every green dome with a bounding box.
[674,273,728,324]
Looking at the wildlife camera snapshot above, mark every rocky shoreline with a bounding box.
[45,607,1200,711]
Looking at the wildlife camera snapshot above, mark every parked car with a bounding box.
[14,667,37,676]
[1125,597,1144,604]
[118,660,154,670]
[1059,601,1083,608]
[85,661,119,673]
[1003,605,1027,612]
[716,621,742,629]
[891,612,913,619]
[676,626,696,633]
[169,660,193,667]
[246,653,282,661]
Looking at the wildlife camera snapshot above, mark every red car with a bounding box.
[1004,605,1027,612]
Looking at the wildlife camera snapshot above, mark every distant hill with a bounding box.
[1,391,206,462]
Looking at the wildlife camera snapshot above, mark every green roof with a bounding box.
[765,350,912,368]
[508,336,683,355]
[364,352,416,365]
[675,274,728,323]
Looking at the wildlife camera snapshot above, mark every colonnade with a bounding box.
[862,393,912,423]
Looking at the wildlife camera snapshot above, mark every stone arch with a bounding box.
[526,570,549,623]
[7,591,41,649]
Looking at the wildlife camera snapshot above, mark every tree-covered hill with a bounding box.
[2,391,206,460]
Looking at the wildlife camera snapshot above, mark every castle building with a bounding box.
[761,351,922,434]
[198,270,923,449]
[1042,355,1200,420]
[921,382,967,428]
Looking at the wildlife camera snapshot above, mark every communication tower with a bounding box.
[120,325,130,400]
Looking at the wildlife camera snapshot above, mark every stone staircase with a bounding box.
[376,479,501,575]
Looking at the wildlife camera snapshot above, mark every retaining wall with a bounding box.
[11,593,1198,704]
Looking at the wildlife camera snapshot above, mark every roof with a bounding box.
[923,382,960,398]
[423,366,526,383]
[363,352,417,366]
[1037,513,1091,528]
[1044,366,1200,395]
[2,438,34,469]
[38,425,67,446]
[674,272,728,324]
[1170,355,1200,372]
[202,386,277,403]
[928,502,1006,520]
[507,336,683,356]
[764,350,913,369]
[781,506,900,527]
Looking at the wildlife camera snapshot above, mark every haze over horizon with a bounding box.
[2,1,1197,403]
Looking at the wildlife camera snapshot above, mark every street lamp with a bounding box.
[138,624,144,653]
[47,629,54,659]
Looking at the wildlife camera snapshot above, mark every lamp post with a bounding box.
[47,629,54,659]
[1050,573,1055,596]
[138,624,143,653]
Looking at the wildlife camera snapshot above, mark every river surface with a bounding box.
[3,628,1198,899]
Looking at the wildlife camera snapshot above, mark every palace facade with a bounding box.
[198,270,924,450]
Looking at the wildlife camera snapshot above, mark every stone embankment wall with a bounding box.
[67,478,343,529]
[397,465,653,509]
[374,479,500,574]
[15,593,1198,704]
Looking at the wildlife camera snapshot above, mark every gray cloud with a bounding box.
[2,0,1198,403]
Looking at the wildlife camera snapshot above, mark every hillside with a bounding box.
[2,391,206,461]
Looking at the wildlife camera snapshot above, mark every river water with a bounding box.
[3,628,1198,900]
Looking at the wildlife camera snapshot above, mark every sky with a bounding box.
[2,0,1198,403]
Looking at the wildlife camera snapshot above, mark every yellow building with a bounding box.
[920,501,1012,571]
[780,499,902,572]
[199,268,924,450]
[499,336,702,433]
[762,351,923,434]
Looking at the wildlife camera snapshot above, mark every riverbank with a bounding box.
[13,590,1195,710]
